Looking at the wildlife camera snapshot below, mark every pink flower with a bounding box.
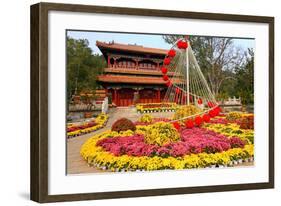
[96,128,245,157]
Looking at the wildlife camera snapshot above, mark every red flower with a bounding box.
[161,67,168,74]
[162,74,169,81]
[185,119,194,129]
[175,87,180,94]
[163,57,171,65]
[166,80,172,87]
[202,114,210,122]
[197,98,202,105]
[173,122,181,131]
[168,49,176,57]
[194,116,203,126]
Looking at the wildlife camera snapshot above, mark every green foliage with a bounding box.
[233,49,254,105]
[67,37,106,102]
[162,35,254,105]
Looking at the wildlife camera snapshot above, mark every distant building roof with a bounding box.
[96,41,168,55]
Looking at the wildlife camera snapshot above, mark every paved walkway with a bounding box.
[67,107,253,174]
[67,107,143,174]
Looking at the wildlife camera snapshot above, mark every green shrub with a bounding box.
[111,118,136,133]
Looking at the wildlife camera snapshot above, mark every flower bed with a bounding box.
[67,113,108,138]
[136,103,178,113]
[81,118,254,171]
[80,109,254,172]
[81,130,253,171]
[95,128,245,157]
[203,123,254,144]
[135,116,170,126]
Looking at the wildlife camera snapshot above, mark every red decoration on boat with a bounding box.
[161,67,168,74]
[162,74,169,81]
[194,116,203,126]
[185,119,194,129]
[197,98,203,105]
[173,122,181,131]
[175,87,180,94]
[202,114,211,122]
[168,49,176,57]
[163,57,171,65]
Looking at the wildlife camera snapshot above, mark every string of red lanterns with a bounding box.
[172,106,221,130]
[161,39,189,88]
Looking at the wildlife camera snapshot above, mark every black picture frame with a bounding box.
[30,2,274,203]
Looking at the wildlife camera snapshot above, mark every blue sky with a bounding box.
[67,30,255,55]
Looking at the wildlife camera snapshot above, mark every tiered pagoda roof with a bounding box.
[98,74,182,85]
[96,41,180,86]
[96,41,168,56]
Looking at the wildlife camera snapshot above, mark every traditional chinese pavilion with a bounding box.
[96,41,174,107]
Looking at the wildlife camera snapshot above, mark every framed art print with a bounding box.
[30,2,274,203]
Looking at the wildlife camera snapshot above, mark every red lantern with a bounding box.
[177,40,188,49]
[166,80,172,87]
[194,116,203,126]
[161,67,168,74]
[213,107,220,116]
[197,98,203,105]
[202,114,211,122]
[176,87,180,94]
[163,57,171,65]
[181,41,188,49]
[189,94,193,102]
[162,74,169,81]
[168,49,176,57]
[177,40,183,49]
[173,122,181,131]
[185,119,194,129]
[209,109,216,117]
[207,101,214,108]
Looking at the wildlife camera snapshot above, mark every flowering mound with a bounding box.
[80,113,254,172]
[144,122,180,146]
[226,112,242,121]
[95,127,245,158]
[173,105,201,120]
[111,118,136,133]
[81,130,254,171]
[139,114,153,124]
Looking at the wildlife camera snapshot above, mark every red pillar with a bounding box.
[107,56,110,67]
[114,59,116,68]
[157,89,160,102]
[114,89,117,105]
